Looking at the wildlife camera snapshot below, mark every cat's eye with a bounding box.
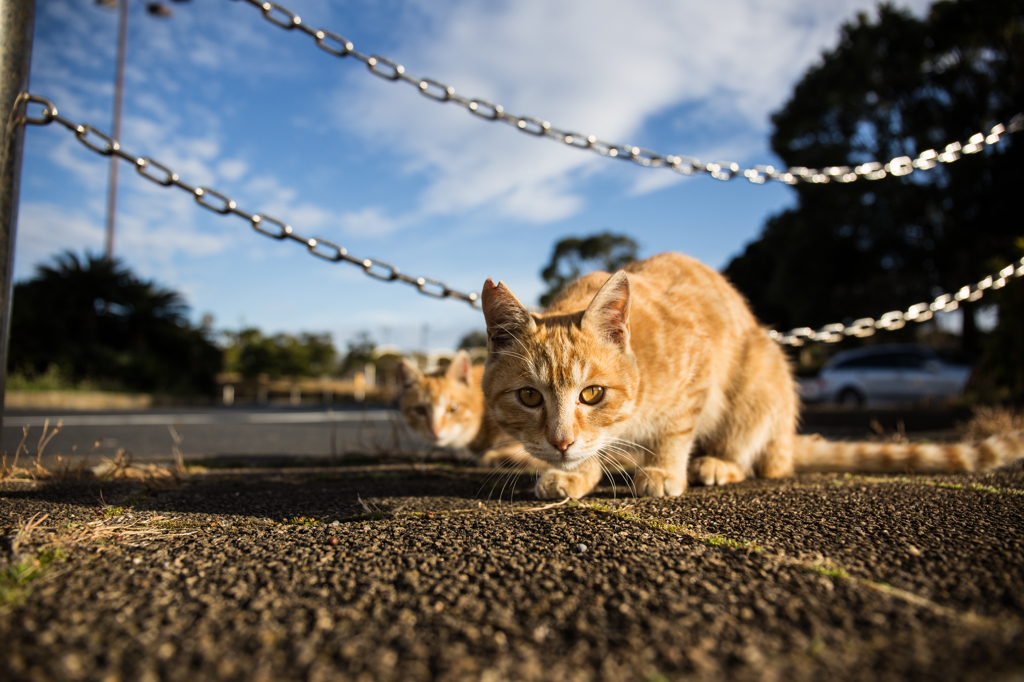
[518,387,543,407]
[580,386,605,405]
[448,402,458,412]
[416,405,429,416]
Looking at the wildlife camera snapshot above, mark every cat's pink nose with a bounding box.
[549,437,574,454]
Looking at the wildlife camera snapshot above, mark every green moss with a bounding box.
[806,563,850,579]
[706,536,764,552]
[0,548,66,606]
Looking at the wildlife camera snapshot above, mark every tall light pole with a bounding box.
[98,0,178,262]
[105,0,128,261]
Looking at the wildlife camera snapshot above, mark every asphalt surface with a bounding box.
[1,404,974,464]
[2,460,1023,682]
[2,407,427,463]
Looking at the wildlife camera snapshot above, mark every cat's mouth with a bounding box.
[533,446,593,471]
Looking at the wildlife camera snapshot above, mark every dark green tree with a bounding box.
[725,0,1024,356]
[222,329,338,378]
[9,251,221,394]
[539,232,638,306]
[457,330,488,349]
[339,331,377,374]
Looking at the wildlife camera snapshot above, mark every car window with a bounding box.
[897,353,928,369]
[833,354,899,369]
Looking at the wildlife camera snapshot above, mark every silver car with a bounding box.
[807,344,971,407]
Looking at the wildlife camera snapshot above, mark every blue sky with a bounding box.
[18,0,934,352]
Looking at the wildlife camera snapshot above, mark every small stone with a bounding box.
[328,537,339,546]
[577,544,587,553]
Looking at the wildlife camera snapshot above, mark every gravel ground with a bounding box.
[1,462,1023,682]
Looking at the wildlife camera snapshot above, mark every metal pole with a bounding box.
[105,0,128,261]
[0,0,36,431]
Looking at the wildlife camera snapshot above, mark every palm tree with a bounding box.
[9,251,220,394]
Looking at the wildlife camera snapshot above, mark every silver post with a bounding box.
[0,0,36,432]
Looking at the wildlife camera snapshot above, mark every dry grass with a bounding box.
[0,420,69,480]
[0,419,181,485]
[961,406,1024,440]
[1,509,200,608]
[869,418,909,444]
[7,510,201,561]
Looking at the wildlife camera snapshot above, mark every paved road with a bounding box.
[3,404,970,467]
[2,407,429,463]
[2,465,1022,681]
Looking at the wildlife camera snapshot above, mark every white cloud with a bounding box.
[15,203,104,279]
[329,0,934,225]
[217,159,248,182]
[339,207,407,238]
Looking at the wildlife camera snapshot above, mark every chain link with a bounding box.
[232,0,1023,187]
[19,94,1023,341]
[20,94,481,310]
[769,258,1024,347]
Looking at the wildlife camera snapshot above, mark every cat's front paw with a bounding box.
[688,456,746,486]
[634,467,687,497]
[535,469,594,499]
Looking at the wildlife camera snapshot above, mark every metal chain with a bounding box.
[19,94,1024,340]
[769,259,1024,347]
[20,95,481,309]
[233,0,1024,186]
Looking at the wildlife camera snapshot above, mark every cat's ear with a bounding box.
[481,278,536,353]
[446,349,473,386]
[581,271,631,349]
[397,358,422,388]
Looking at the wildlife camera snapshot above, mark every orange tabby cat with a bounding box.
[397,349,536,467]
[480,252,1023,499]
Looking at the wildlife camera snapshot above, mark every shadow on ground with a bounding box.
[1,460,1022,682]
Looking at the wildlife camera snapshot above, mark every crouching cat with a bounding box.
[397,350,538,468]
[480,252,1023,499]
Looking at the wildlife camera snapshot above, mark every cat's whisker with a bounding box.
[483,454,534,504]
[502,459,535,503]
[601,443,655,496]
[492,323,541,376]
[491,349,530,364]
[607,437,656,461]
[497,464,525,504]
[478,465,512,501]
[603,450,637,495]
[493,322,531,355]
[598,449,637,499]
[473,439,523,456]
[594,452,620,500]
[474,460,525,500]
[591,452,614,496]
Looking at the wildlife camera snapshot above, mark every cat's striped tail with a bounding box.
[792,432,1024,474]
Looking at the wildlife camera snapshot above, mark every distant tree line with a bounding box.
[221,329,336,380]
[6,252,385,395]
